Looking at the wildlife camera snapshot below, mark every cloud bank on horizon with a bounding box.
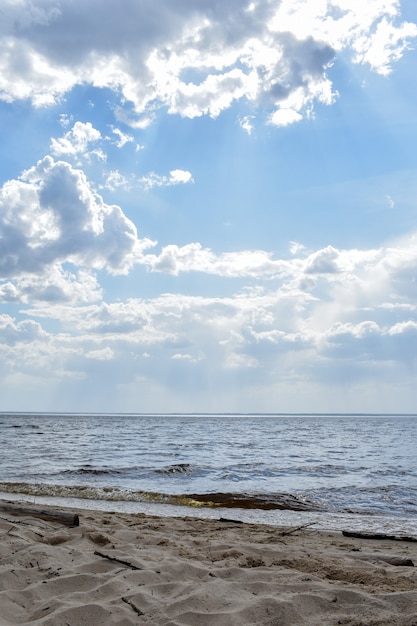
[1,0,417,413]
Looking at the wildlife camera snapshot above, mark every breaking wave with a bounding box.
[0,481,320,511]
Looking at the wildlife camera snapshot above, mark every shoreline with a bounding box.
[1,501,417,624]
[1,491,416,536]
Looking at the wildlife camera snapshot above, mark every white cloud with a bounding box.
[385,194,395,208]
[323,318,417,366]
[171,353,199,363]
[305,246,340,274]
[239,115,255,134]
[1,4,416,413]
[10,156,141,273]
[0,266,102,305]
[103,170,130,192]
[351,15,417,76]
[50,121,101,156]
[289,241,306,255]
[0,314,47,346]
[59,113,72,127]
[111,128,134,148]
[169,169,194,184]
[270,108,303,127]
[0,155,156,302]
[142,243,290,277]
[90,148,107,162]
[4,159,416,316]
[6,223,417,411]
[0,0,414,126]
[135,236,417,350]
[272,1,417,76]
[140,169,194,190]
[85,347,114,361]
[16,235,417,379]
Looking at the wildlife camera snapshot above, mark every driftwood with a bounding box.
[343,530,417,542]
[348,552,414,567]
[0,502,79,527]
[94,550,142,570]
[280,522,316,536]
[121,597,144,616]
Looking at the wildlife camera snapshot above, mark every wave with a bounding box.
[155,463,195,476]
[55,463,200,479]
[61,467,124,476]
[0,481,321,512]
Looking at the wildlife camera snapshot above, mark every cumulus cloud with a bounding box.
[323,319,417,366]
[0,156,139,275]
[0,155,155,302]
[18,231,417,386]
[142,243,290,277]
[0,267,102,305]
[6,220,417,412]
[50,121,101,156]
[0,0,415,125]
[134,236,417,324]
[4,158,416,318]
[305,246,340,274]
[1,3,416,412]
[0,314,47,347]
[132,235,417,357]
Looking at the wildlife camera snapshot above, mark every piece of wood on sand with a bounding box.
[343,530,417,542]
[0,501,79,527]
[348,552,414,567]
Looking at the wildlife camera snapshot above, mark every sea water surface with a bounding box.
[1,413,416,534]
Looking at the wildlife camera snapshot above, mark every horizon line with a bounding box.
[1,411,417,417]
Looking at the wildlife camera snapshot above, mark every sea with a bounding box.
[1,413,416,535]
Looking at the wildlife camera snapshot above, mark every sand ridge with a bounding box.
[1,503,417,625]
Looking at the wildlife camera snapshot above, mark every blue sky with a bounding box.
[1,0,417,413]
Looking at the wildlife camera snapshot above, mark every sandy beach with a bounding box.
[1,501,417,625]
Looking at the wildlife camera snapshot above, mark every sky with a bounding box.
[1,0,417,414]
